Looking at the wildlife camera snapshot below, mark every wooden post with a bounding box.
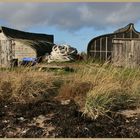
[94,40,96,57]
[100,38,102,61]
[106,37,108,61]
[130,29,132,38]
[123,33,125,38]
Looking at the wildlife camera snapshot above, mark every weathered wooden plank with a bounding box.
[0,40,13,67]
[112,39,140,68]
[100,38,102,61]
[106,37,108,61]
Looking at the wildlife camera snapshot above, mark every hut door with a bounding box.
[124,40,140,68]
[127,40,140,68]
[126,40,135,68]
[113,40,140,68]
[0,40,13,67]
[112,42,125,67]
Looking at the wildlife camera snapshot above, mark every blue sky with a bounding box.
[0,2,140,53]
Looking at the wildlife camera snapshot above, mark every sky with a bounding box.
[0,2,140,53]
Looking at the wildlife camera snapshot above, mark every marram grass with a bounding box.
[0,62,140,120]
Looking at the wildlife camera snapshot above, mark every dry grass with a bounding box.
[0,68,56,103]
[0,62,140,120]
[58,61,140,119]
[57,81,93,108]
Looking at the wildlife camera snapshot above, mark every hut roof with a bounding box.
[113,23,134,33]
[0,26,55,57]
[0,26,54,43]
[87,23,140,49]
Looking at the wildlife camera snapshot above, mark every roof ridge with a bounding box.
[1,26,52,36]
[114,23,134,33]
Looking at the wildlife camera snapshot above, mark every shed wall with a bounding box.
[14,41,36,61]
[0,32,37,67]
[87,24,140,63]
[0,40,12,67]
[0,32,7,40]
[112,39,140,68]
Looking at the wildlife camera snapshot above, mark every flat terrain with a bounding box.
[0,98,140,138]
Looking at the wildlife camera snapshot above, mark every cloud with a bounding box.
[0,2,140,31]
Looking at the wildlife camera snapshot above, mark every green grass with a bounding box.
[58,61,140,119]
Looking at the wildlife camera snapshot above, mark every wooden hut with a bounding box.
[112,38,140,68]
[0,26,54,67]
[87,23,140,68]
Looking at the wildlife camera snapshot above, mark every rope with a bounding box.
[46,44,78,63]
